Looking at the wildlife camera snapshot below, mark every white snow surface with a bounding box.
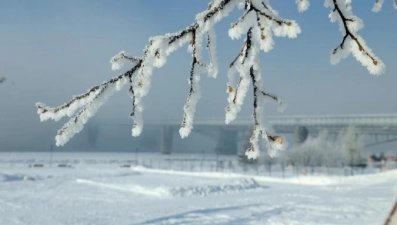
[0,153,396,225]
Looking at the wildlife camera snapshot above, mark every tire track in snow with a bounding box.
[135,203,261,225]
[76,179,169,198]
[76,178,265,198]
[169,179,267,197]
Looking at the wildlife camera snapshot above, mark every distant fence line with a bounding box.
[1,154,395,177]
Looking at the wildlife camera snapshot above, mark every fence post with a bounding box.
[216,153,219,172]
[281,164,285,179]
[201,151,204,172]
[135,147,138,166]
[49,145,53,168]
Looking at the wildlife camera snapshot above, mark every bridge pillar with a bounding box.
[294,126,309,145]
[160,125,174,154]
[215,129,238,155]
[237,130,251,153]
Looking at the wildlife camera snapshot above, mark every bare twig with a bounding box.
[384,199,397,225]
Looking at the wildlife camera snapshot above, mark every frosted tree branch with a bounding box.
[180,29,203,138]
[245,66,285,159]
[225,0,300,158]
[36,0,394,159]
[37,0,238,146]
[110,51,142,71]
[372,0,384,12]
[36,62,141,146]
[372,0,397,12]
[296,0,311,12]
[326,0,386,75]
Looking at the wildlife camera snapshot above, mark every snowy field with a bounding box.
[0,152,396,225]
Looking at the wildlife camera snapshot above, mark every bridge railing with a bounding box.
[146,114,397,128]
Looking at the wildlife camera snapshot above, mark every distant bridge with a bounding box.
[144,114,397,154]
[147,114,397,134]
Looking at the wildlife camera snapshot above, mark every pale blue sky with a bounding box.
[0,1,396,151]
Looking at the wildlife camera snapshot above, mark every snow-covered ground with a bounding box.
[0,152,396,225]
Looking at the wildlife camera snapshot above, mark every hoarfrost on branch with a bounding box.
[36,0,394,159]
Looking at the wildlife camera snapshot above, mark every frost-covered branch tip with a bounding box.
[372,0,384,12]
[296,0,310,12]
[179,29,203,138]
[326,0,386,75]
[36,62,141,146]
[245,66,286,160]
[110,51,142,71]
[372,0,397,12]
